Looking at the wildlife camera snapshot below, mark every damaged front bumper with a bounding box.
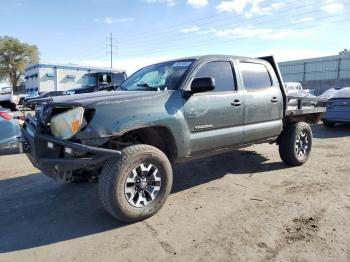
[21,125,121,180]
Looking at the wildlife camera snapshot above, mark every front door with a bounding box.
[183,60,245,156]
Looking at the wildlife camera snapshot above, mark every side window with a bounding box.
[194,61,235,92]
[286,84,294,91]
[240,62,272,90]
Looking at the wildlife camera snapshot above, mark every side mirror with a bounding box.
[191,77,215,93]
[99,75,110,84]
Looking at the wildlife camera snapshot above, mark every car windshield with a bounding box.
[119,60,194,91]
[82,75,97,86]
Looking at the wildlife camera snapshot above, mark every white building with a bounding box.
[24,63,125,93]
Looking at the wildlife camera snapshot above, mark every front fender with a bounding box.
[75,90,190,159]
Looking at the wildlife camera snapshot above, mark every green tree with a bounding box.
[339,49,350,55]
[0,36,39,92]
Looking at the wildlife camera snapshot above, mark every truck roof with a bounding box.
[84,71,126,76]
[160,55,267,64]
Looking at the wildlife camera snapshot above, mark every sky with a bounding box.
[0,0,349,74]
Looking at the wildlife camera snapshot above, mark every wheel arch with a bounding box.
[119,126,178,163]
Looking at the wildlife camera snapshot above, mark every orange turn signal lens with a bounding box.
[50,107,85,140]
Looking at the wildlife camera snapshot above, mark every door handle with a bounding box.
[231,99,242,107]
[271,97,278,103]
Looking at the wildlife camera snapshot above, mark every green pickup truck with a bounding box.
[22,55,325,222]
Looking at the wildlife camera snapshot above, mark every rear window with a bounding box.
[240,62,272,90]
[112,73,126,85]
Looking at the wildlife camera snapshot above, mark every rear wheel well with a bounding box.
[116,126,177,163]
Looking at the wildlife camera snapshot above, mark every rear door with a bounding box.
[238,61,283,143]
[183,60,245,155]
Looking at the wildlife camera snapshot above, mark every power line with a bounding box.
[117,0,324,45]
[118,3,348,51]
[106,33,117,68]
[70,40,107,61]
[117,15,350,57]
[72,1,348,62]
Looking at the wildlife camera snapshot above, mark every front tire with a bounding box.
[98,144,173,222]
[279,122,313,166]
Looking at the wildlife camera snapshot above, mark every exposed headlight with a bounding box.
[50,107,85,139]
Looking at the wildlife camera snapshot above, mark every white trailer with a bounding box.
[24,63,125,94]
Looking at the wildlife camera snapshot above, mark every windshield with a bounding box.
[82,75,98,86]
[119,60,194,91]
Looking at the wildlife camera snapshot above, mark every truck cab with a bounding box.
[67,72,127,95]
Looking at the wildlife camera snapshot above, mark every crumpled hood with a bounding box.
[51,90,169,107]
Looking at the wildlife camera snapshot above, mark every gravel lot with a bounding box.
[0,124,349,262]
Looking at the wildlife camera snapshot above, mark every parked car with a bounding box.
[24,91,66,109]
[0,86,18,111]
[21,55,325,222]
[322,87,350,127]
[285,82,317,107]
[0,107,21,154]
[66,72,127,95]
[21,88,39,107]
[318,87,343,100]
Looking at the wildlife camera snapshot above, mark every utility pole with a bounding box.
[106,33,117,68]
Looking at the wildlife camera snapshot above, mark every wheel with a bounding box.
[98,144,173,222]
[279,122,313,166]
[323,120,335,128]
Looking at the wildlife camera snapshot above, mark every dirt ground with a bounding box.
[0,124,349,262]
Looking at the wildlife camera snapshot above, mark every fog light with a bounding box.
[65,147,72,154]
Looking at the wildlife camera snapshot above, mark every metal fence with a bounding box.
[279,54,350,82]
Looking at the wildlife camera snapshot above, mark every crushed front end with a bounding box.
[21,104,121,182]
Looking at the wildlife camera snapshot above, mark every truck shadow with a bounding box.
[172,150,286,193]
[312,123,350,139]
[0,150,286,253]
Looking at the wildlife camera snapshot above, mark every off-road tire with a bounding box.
[98,144,173,222]
[279,122,313,166]
[323,120,335,128]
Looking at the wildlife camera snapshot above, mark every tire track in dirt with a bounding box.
[143,221,176,255]
[259,210,324,261]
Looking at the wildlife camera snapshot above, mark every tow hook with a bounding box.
[19,139,30,153]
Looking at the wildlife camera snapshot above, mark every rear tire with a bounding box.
[323,120,335,128]
[279,122,313,166]
[98,144,173,222]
